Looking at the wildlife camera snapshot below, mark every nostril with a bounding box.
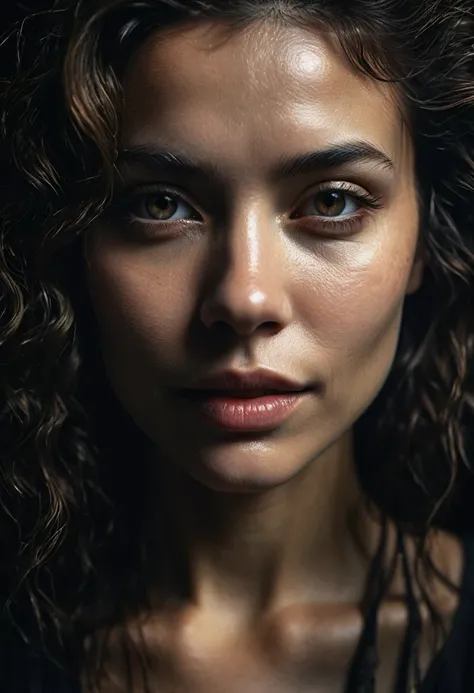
[208,318,283,338]
[260,321,282,335]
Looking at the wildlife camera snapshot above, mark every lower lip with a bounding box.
[179,391,307,432]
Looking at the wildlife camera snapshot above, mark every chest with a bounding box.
[83,603,416,693]
[87,641,354,693]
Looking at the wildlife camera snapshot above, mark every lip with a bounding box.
[185,368,307,393]
[179,369,310,432]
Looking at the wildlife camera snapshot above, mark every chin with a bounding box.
[173,437,320,494]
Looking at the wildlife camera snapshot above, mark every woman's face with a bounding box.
[86,21,422,492]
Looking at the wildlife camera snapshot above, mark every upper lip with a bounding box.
[184,368,308,393]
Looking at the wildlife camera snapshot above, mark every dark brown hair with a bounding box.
[1,0,474,690]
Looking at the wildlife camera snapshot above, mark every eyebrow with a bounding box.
[116,140,394,181]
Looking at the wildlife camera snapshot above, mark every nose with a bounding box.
[200,208,292,336]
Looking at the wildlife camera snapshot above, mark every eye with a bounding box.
[126,190,200,223]
[289,184,382,238]
[295,189,360,219]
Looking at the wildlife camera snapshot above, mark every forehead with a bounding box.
[121,21,404,166]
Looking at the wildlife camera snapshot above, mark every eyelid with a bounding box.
[291,180,381,214]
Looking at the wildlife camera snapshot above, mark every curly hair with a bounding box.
[2,0,474,689]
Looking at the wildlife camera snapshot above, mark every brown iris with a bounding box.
[144,193,178,220]
[313,190,346,217]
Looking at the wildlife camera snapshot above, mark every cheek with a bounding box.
[85,240,198,370]
[85,249,195,422]
[296,215,419,340]
[294,234,417,410]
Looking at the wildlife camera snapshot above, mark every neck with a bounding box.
[147,431,382,619]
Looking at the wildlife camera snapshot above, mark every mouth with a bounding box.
[185,387,306,399]
[185,368,308,393]
[178,386,311,432]
[176,368,314,432]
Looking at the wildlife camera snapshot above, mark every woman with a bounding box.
[1,0,474,691]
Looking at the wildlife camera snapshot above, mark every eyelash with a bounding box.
[290,184,382,236]
[110,182,382,238]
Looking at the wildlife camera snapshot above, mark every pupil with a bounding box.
[147,194,177,219]
[317,191,345,216]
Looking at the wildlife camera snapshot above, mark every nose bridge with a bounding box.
[228,202,269,292]
[200,200,291,334]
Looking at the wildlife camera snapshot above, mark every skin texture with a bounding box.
[85,20,460,693]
